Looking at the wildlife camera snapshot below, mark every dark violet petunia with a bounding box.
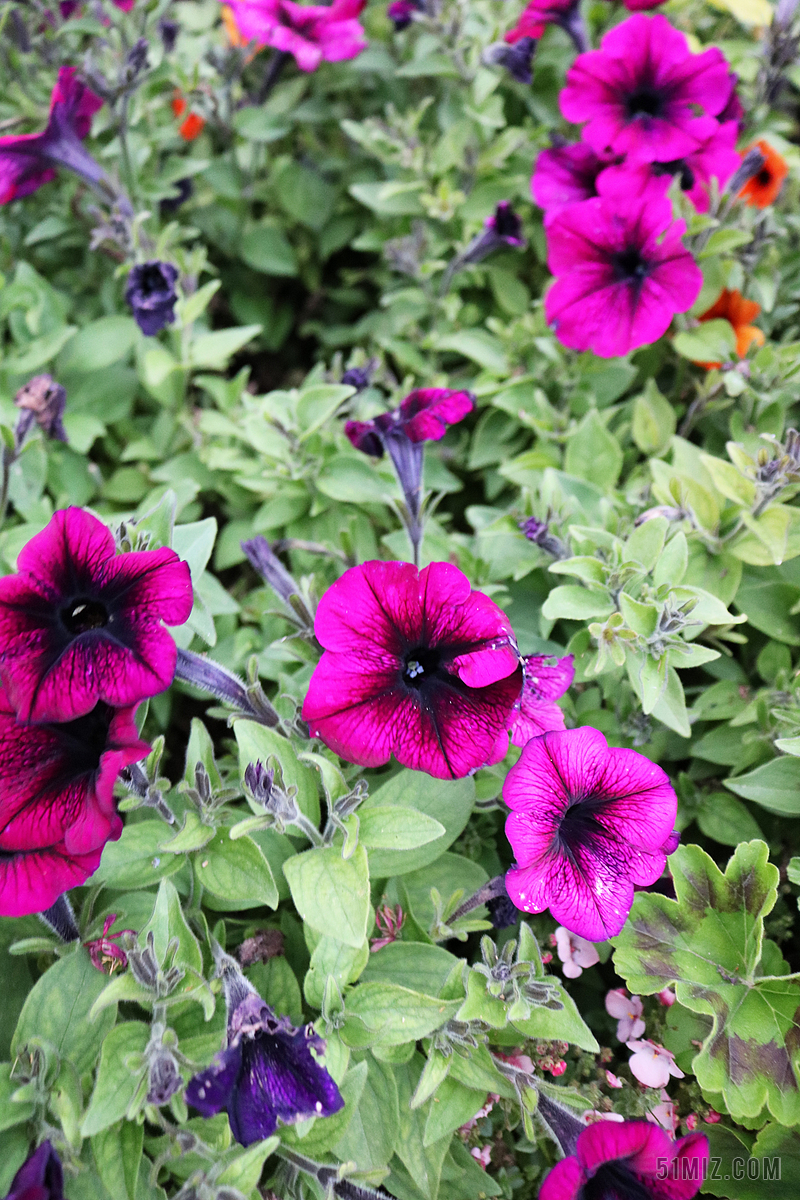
[483,36,537,85]
[0,67,104,206]
[387,0,423,29]
[459,202,527,267]
[223,0,367,72]
[302,560,523,779]
[0,507,193,724]
[509,653,574,747]
[560,15,731,165]
[544,189,702,358]
[531,142,618,220]
[5,1140,64,1200]
[125,261,180,337]
[504,727,678,941]
[186,989,343,1145]
[0,694,148,859]
[540,1118,708,1200]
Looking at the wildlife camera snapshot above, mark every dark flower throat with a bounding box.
[403,646,442,688]
[581,1159,654,1200]
[626,86,662,119]
[61,597,109,635]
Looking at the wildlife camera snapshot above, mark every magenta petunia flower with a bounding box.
[505,0,586,52]
[0,695,148,857]
[509,653,573,747]
[302,560,522,779]
[0,67,104,205]
[223,0,367,71]
[345,387,474,456]
[504,727,678,941]
[544,189,702,358]
[0,507,193,724]
[560,15,731,165]
[540,1120,709,1200]
[531,143,619,220]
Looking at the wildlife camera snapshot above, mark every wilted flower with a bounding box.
[14,374,67,443]
[186,951,344,1145]
[544,188,702,358]
[370,903,405,951]
[160,176,193,214]
[5,1141,64,1200]
[737,139,789,207]
[387,0,423,28]
[85,913,134,974]
[606,1070,623,1088]
[627,1040,685,1089]
[302,560,522,779]
[605,989,646,1041]
[223,0,368,71]
[459,202,526,266]
[509,653,574,747]
[482,37,537,85]
[487,893,519,929]
[125,261,180,336]
[504,727,678,941]
[0,67,104,205]
[539,1120,708,1200]
[0,507,192,723]
[159,16,180,50]
[554,926,600,978]
[560,15,731,164]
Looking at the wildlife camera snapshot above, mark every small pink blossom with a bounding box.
[471,1144,492,1169]
[605,989,646,1042]
[685,1114,698,1132]
[583,1110,626,1124]
[370,904,404,952]
[85,913,134,974]
[497,1052,534,1074]
[647,1089,679,1136]
[627,1040,685,1089]
[541,950,553,964]
[704,1110,721,1124]
[555,926,600,979]
[606,1071,623,1089]
[550,1060,567,1077]
[658,988,677,1007]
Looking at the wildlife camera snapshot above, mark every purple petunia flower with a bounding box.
[302,560,523,779]
[387,0,422,28]
[0,507,193,725]
[5,1141,64,1200]
[125,261,180,337]
[0,67,104,205]
[540,1119,709,1200]
[544,189,702,358]
[0,696,149,917]
[224,0,367,72]
[483,36,537,85]
[509,653,574,747]
[560,15,732,165]
[504,727,678,941]
[186,953,343,1145]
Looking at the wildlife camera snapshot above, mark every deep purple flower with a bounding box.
[0,507,193,724]
[125,261,180,337]
[483,36,537,84]
[531,143,618,220]
[461,202,527,265]
[544,189,702,357]
[5,1141,64,1200]
[540,1119,708,1200]
[302,560,522,779]
[560,15,732,164]
[504,727,677,941]
[0,696,149,917]
[603,118,741,213]
[519,515,568,558]
[0,67,104,205]
[388,0,422,28]
[487,893,519,929]
[159,16,180,50]
[160,177,193,215]
[509,653,574,747]
[186,990,344,1145]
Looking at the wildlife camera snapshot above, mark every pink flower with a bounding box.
[583,1110,625,1123]
[605,988,646,1042]
[471,1145,492,1169]
[0,67,104,205]
[531,143,618,220]
[560,15,732,165]
[498,1052,535,1074]
[345,388,474,456]
[85,913,135,974]
[544,190,702,358]
[648,1088,679,1135]
[370,903,405,951]
[504,727,678,941]
[617,0,664,9]
[540,1120,708,1200]
[550,1060,567,1076]
[509,653,573,747]
[704,1110,721,1124]
[223,0,367,71]
[685,1114,698,1132]
[302,561,522,779]
[606,1070,624,1088]
[0,697,149,916]
[505,0,581,44]
[627,1040,685,1089]
[658,987,677,1007]
[0,507,193,724]
[555,926,600,978]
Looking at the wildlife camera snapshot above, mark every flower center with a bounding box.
[581,1160,654,1200]
[54,701,115,770]
[138,263,169,297]
[61,597,110,635]
[626,87,663,120]
[756,168,772,188]
[557,795,608,854]
[403,645,442,688]
[612,247,649,284]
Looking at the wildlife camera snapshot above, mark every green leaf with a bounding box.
[362,772,475,877]
[59,316,138,371]
[196,830,279,910]
[541,585,614,622]
[240,224,298,276]
[235,720,320,825]
[177,280,222,327]
[274,162,337,231]
[189,325,262,369]
[333,1053,399,1170]
[281,1060,367,1154]
[435,331,509,376]
[734,571,800,644]
[725,757,800,815]
[564,410,623,490]
[12,948,116,1075]
[92,821,185,889]
[632,382,676,456]
[423,1075,487,1147]
[362,943,461,997]
[91,1121,143,1200]
[697,792,764,846]
[342,984,460,1046]
[139,878,203,975]
[623,516,668,571]
[283,845,370,948]
[359,806,445,851]
[390,1055,452,1199]
[673,319,736,363]
[215,1138,280,1190]
[0,1063,34,1133]
[699,453,757,507]
[304,934,369,1009]
[650,665,690,737]
[613,841,800,1124]
[81,1023,149,1137]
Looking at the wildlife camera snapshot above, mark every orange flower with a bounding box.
[738,139,789,208]
[171,92,187,118]
[696,287,765,368]
[171,92,205,141]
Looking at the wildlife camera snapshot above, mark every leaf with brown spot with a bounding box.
[613,841,800,1124]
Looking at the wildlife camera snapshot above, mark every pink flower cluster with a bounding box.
[222,0,367,72]
[533,14,743,357]
[0,508,192,916]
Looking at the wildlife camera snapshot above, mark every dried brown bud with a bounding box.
[14,375,67,443]
[237,928,285,966]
